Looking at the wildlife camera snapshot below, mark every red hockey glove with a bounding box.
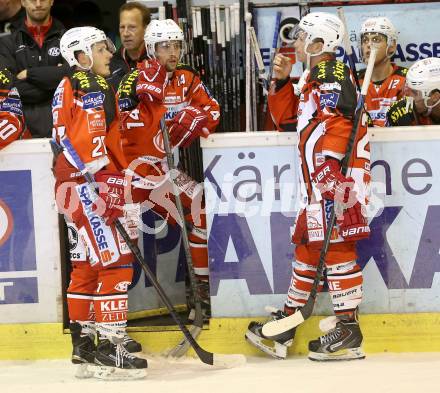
[337,202,370,241]
[312,158,354,203]
[169,106,208,148]
[94,170,126,225]
[136,59,167,104]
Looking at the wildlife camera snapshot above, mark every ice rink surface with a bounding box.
[1,353,439,393]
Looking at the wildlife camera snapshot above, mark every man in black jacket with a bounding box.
[108,2,150,91]
[0,0,68,137]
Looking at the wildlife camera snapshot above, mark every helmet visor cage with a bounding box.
[155,40,183,52]
[361,32,387,46]
[92,38,116,55]
[290,25,307,43]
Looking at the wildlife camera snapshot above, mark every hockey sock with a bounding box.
[93,266,133,340]
[188,225,209,281]
[285,260,324,309]
[326,261,363,316]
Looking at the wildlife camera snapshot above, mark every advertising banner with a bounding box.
[0,140,62,323]
[203,130,440,317]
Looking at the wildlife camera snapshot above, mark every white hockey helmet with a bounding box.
[360,17,398,46]
[60,26,115,69]
[406,57,440,108]
[360,17,398,60]
[144,19,185,58]
[294,12,345,56]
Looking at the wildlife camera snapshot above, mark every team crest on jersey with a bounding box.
[82,92,105,109]
[114,281,131,292]
[0,97,22,116]
[118,97,133,111]
[320,92,340,109]
[87,111,106,133]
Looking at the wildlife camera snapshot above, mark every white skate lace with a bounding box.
[115,343,136,368]
[123,334,134,344]
[320,328,342,345]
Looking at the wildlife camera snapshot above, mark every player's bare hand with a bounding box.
[273,54,292,80]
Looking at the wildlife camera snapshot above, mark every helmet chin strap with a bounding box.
[405,96,414,112]
[406,95,440,116]
[425,96,440,111]
[78,55,94,71]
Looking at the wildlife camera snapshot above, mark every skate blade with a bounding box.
[77,364,147,380]
[308,347,366,362]
[212,354,247,369]
[245,330,288,360]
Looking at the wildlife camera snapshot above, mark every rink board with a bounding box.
[0,127,440,359]
[2,313,440,360]
[202,128,440,317]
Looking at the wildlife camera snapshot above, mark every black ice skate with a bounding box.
[308,317,365,361]
[245,307,296,359]
[91,338,148,380]
[123,333,142,353]
[70,322,96,365]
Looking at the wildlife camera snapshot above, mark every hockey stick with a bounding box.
[61,136,246,368]
[249,27,269,88]
[245,11,252,131]
[262,45,378,338]
[337,7,361,91]
[158,118,204,358]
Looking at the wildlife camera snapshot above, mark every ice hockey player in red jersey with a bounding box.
[358,17,407,127]
[52,26,147,379]
[118,19,220,319]
[0,68,30,149]
[245,12,370,361]
[387,57,440,126]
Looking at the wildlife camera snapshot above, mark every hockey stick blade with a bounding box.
[261,308,305,337]
[212,353,247,369]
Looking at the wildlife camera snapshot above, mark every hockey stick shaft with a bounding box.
[159,118,204,356]
[337,7,361,91]
[260,11,281,129]
[262,46,377,336]
[61,137,213,365]
[245,11,252,131]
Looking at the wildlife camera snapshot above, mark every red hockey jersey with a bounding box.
[0,68,30,150]
[117,63,220,180]
[358,64,407,127]
[269,58,370,211]
[52,70,127,176]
